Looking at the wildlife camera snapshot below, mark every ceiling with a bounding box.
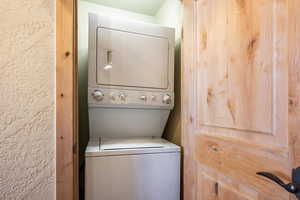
[83,0,166,16]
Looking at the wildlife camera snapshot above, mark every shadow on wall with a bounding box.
[163,41,181,146]
[78,48,89,167]
[78,45,89,200]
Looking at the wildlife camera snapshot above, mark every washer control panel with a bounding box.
[89,88,174,108]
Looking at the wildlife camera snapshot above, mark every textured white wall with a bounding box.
[0,0,55,199]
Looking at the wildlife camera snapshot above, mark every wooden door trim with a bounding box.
[181,0,197,199]
[56,0,78,199]
[288,0,300,169]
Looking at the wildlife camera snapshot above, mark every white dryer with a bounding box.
[87,13,175,139]
[85,13,180,200]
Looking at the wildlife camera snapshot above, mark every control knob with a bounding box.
[140,95,147,101]
[92,90,104,101]
[119,93,126,101]
[163,94,172,104]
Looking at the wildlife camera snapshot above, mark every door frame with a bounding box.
[56,0,79,199]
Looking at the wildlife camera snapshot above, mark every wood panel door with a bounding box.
[182,0,300,199]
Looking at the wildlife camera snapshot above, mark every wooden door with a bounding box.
[182,0,300,199]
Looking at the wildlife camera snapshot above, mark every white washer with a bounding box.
[85,138,180,200]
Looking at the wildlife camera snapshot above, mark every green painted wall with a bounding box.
[156,0,183,146]
[82,0,165,16]
[155,0,183,44]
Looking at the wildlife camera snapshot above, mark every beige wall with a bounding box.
[0,0,55,199]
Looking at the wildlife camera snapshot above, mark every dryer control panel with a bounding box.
[88,88,174,109]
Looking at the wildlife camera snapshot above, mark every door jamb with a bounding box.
[56,0,78,199]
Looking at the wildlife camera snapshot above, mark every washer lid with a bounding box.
[85,137,180,157]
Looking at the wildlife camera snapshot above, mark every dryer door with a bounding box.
[96,27,169,89]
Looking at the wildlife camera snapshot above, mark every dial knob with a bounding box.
[140,95,147,101]
[162,94,172,104]
[119,93,126,101]
[92,90,104,101]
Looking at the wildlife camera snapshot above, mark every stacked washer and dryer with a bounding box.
[85,13,180,200]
